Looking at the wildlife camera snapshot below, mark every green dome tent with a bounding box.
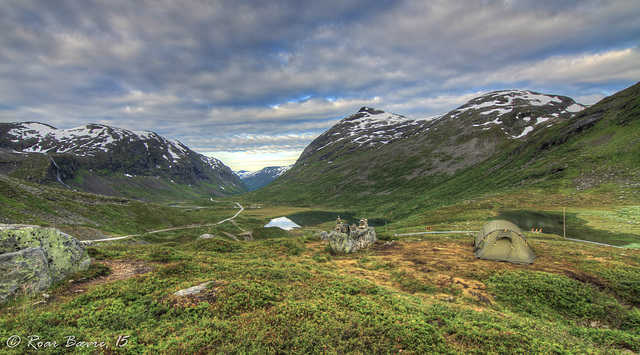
[474,220,537,265]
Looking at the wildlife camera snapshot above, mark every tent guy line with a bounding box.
[394,231,475,236]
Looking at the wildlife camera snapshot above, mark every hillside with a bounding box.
[0,123,247,201]
[237,165,292,191]
[297,107,429,165]
[250,88,607,216]
[0,174,240,237]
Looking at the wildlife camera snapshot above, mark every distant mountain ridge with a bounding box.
[237,165,292,191]
[0,122,247,200]
[439,90,586,138]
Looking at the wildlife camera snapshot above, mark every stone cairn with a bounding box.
[321,216,377,253]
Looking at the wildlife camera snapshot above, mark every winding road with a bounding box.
[85,202,244,243]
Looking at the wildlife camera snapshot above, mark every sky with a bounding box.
[1,0,639,171]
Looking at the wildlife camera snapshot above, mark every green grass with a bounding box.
[0,175,239,235]
[2,198,639,354]
[2,235,639,354]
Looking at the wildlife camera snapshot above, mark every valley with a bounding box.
[1,83,639,353]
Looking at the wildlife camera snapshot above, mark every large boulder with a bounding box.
[328,227,377,253]
[0,224,91,303]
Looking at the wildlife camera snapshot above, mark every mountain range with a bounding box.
[252,84,640,217]
[0,122,247,201]
[2,83,638,212]
[236,165,293,191]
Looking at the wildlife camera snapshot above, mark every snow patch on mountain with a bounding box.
[5,122,198,165]
[201,156,225,170]
[324,107,429,149]
[451,90,584,119]
[446,90,587,139]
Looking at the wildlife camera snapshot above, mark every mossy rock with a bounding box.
[328,227,377,253]
[0,224,91,302]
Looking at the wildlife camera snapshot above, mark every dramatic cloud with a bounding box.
[1,0,639,170]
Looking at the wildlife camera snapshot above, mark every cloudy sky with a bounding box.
[1,0,639,171]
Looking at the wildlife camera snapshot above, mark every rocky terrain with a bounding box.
[0,224,91,302]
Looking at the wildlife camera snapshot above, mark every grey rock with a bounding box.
[174,281,213,296]
[0,224,91,303]
[197,234,216,240]
[328,227,377,253]
[315,231,329,241]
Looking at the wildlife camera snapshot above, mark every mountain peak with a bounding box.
[441,89,587,139]
[357,107,386,115]
[297,107,426,164]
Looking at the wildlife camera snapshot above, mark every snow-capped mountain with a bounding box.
[297,107,428,165]
[297,91,585,168]
[254,88,593,211]
[237,165,292,191]
[439,90,586,139]
[0,122,247,199]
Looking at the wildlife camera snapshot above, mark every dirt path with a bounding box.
[87,202,244,242]
[60,260,155,299]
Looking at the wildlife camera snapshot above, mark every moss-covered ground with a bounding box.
[1,197,639,354]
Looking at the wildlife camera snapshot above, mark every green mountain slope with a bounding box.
[250,84,640,218]
[0,174,235,236]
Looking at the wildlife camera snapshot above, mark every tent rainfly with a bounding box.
[474,220,537,265]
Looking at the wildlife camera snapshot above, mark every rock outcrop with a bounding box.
[0,224,91,303]
[327,218,377,253]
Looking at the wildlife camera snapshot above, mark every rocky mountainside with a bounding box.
[297,107,428,165]
[250,86,640,216]
[237,165,292,191]
[0,122,247,200]
[437,89,585,137]
[297,92,584,168]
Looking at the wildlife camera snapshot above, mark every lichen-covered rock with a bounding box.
[314,231,329,241]
[328,227,377,253]
[0,224,91,303]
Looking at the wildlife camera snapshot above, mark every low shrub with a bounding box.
[489,270,628,326]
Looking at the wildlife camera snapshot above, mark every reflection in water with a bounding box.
[498,210,639,247]
[499,210,567,236]
[264,217,301,230]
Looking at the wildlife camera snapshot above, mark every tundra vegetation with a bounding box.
[1,183,639,353]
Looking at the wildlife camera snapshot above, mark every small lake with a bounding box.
[264,217,301,231]
[498,210,640,248]
[264,211,388,230]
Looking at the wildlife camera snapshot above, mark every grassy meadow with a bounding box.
[1,193,639,354]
